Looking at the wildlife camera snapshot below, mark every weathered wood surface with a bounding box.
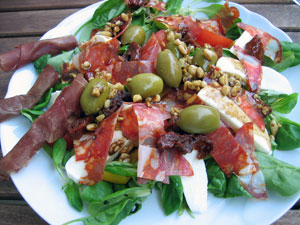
[0,0,299,224]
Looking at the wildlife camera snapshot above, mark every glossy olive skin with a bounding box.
[121,25,146,45]
[127,73,163,98]
[166,41,183,59]
[156,49,182,88]
[176,105,220,134]
[80,78,109,115]
[192,48,216,72]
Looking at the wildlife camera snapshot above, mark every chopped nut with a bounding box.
[120,153,130,160]
[188,65,197,76]
[115,20,122,26]
[81,61,90,70]
[91,86,101,97]
[231,85,240,97]
[167,31,175,41]
[196,67,204,79]
[145,97,152,107]
[174,32,182,39]
[104,99,111,108]
[203,48,217,61]
[173,39,183,46]
[96,114,105,122]
[133,94,142,103]
[152,94,161,102]
[178,45,188,55]
[103,72,112,81]
[270,119,279,136]
[219,74,228,86]
[86,123,97,131]
[221,85,231,96]
[104,26,112,32]
[200,80,207,88]
[262,106,270,115]
[113,82,124,91]
[117,116,124,121]
[121,13,129,22]
[183,93,192,100]
[114,26,120,33]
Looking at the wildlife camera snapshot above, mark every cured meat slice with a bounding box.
[0,65,59,122]
[0,35,78,72]
[235,123,267,199]
[237,22,282,63]
[233,46,262,92]
[207,125,257,177]
[0,75,87,179]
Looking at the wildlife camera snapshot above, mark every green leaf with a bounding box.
[276,116,300,150]
[78,21,97,43]
[259,90,298,114]
[222,48,238,59]
[104,161,137,177]
[113,183,128,192]
[52,138,67,168]
[33,88,53,110]
[166,0,183,15]
[42,143,53,158]
[54,80,70,91]
[62,149,74,167]
[88,186,151,216]
[81,181,113,204]
[63,181,83,212]
[160,176,183,216]
[34,54,51,74]
[193,4,223,19]
[48,48,79,73]
[225,175,252,198]
[21,108,44,122]
[257,152,300,196]
[92,0,128,28]
[131,7,147,26]
[281,41,300,67]
[226,18,243,40]
[118,45,129,55]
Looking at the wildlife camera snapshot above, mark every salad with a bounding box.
[1,0,300,224]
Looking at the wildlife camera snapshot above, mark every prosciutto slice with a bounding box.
[132,104,193,183]
[235,123,267,199]
[0,35,78,72]
[0,65,59,122]
[0,74,87,180]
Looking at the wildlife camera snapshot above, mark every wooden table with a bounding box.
[0,0,299,224]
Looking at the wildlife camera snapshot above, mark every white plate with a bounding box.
[1,1,300,225]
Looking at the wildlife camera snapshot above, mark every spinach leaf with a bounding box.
[131,7,147,26]
[226,18,243,40]
[257,152,300,196]
[113,183,128,192]
[92,0,128,28]
[81,181,113,204]
[52,138,67,168]
[63,181,83,212]
[62,149,74,167]
[54,80,70,91]
[222,49,238,59]
[259,90,298,114]
[104,161,137,177]
[34,54,50,74]
[42,143,53,158]
[88,186,151,216]
[166,0,183,15]
[32,88,53,110]
[276,116,300,150]
[193,4,223,19]
[281,41,300,67]
[205,158,251,198]
[78,22,97,43]
[21,108,44,122]
[48,48,80,73]
[160,176,183,215]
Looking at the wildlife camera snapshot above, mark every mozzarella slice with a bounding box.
[261,66,293,94]
[65,155,88,183]
[87,34,112,46]
[198,86,272,154]
[230,31,253,51]
[216,56,247,80]
[181,151,208,213]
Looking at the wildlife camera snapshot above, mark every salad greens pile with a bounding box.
[24,0,300,224]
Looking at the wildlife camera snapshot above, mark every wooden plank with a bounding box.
[235,0,292,3]
[286,32,300,45]
[273,210,300,225]
[0,0,99,11]
[0,203,47,225]
[0,9,78,37]
[0,181,22,200]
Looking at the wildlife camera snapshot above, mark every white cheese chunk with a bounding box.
[65,155,88,183]
[261,66,293,94]
[45,90,61,110]
[230,31,253,51]
[181,151,207,213]
[216,56,247,80]
[198,86,272,154]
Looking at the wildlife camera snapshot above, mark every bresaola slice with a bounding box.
[0,65,59,122]
[0,74,87,179]
[0,35,78,72]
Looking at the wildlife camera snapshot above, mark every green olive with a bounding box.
[176,105,220,134]
[192,48,217,72]
[166,41,183,59]
[156,49,182,88]
[121,25,146,45]
[80,78,109,115]
[127,73,163,99]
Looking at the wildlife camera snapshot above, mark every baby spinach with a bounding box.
[192,4,223,19]
[104,161,137,177]
[281,41,300,67]
[226,18,243,40]
[259,90,298,114]
[166,0,183,15]
[52,138,67,177]
[63,181,83,212]
[81,181,113,204]
[21,108,44,122]
[34,54,50,74]
[160,176,184,216]
[48,48,80,73]
[33,87,54,110]
[276,116,300,150]
[205,158,251,198]
[257,152,300,196]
